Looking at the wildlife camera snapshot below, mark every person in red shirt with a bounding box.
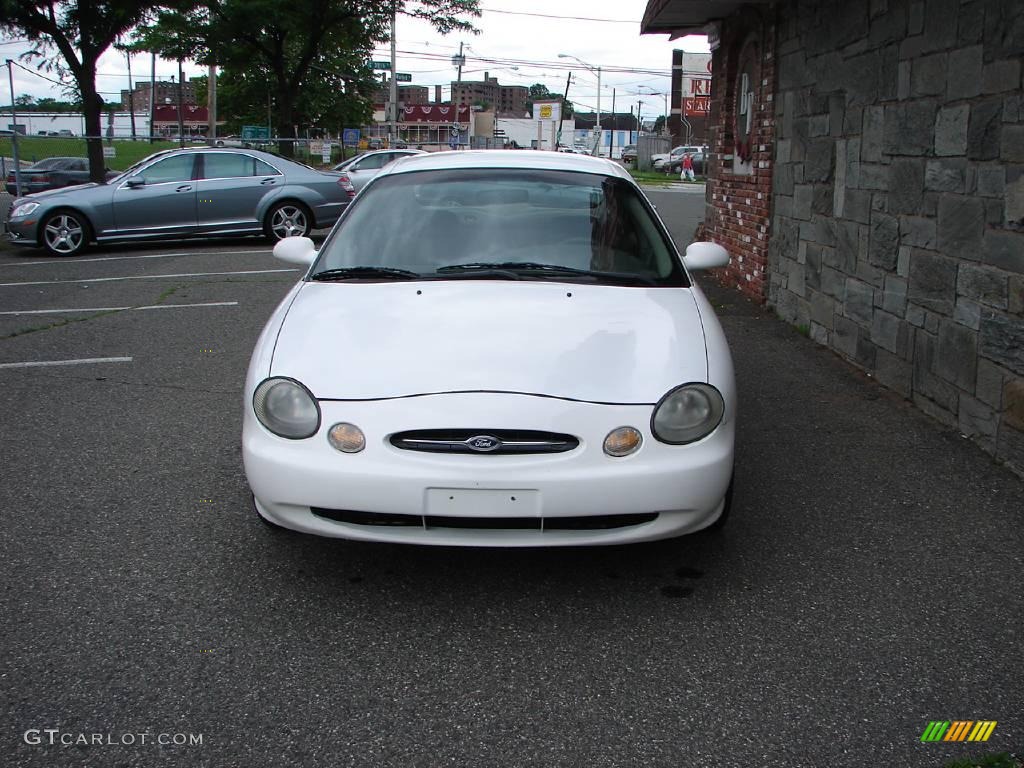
[681,152,695,181]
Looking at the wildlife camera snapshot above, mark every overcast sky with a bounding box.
[1,0,708,118]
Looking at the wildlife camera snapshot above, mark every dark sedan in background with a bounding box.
[4,147,353,257]
[5,156,119,195]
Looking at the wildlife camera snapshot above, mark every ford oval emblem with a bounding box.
[465,435,502,452]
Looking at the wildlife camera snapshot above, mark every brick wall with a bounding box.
[705,8,777,301]
[767,0,1024,473]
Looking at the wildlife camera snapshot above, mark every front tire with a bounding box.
[41,210,90,257]
[264,201,313,241]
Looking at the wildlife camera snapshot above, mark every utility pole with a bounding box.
[126,50,136,140]
[595,65,601,156]
[556,70,571,150]
[450,40,464,150]
[6,59,21,197]
[389,0,398,147]
[176,60,185,145]
[208,63,217,144]
[149,53,156,143]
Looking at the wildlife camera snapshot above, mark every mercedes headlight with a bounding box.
[651,384,725,445]
[253,377,321,439]
[10,201,40,218]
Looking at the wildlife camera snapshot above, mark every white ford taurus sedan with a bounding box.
[243,150,736,546]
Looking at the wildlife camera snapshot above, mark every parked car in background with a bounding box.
[652,145,703,172]
[5,157,118,195]
[245,150,736,546]
[620,144,637,164]
[4,147,352,257]
[332,148,425,195]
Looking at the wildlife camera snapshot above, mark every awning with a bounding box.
[641,0,772,37]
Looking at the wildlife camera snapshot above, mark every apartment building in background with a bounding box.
[120,80,197,113]
[451,73,529,116]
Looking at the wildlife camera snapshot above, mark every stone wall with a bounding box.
[768,0,1024,473]
[705,8,777,300]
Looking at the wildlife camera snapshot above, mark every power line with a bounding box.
[11,60,71,89]
[479,7,638,23]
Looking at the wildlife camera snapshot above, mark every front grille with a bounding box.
[390,429,579,455]
[311,507,657,531]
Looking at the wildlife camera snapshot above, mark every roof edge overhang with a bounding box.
[641,0,773,38]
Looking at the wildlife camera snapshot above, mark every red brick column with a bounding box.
[703,10,777,302]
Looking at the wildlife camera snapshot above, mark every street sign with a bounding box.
[102,146,116,158]
[371,61,391,71]
[395,73,412,82]
[321,142,332,163]
[342,128,360,146]
[241,125,270,140]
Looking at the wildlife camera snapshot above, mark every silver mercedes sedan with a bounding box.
[332,149,426,194]
[3,147,354,257]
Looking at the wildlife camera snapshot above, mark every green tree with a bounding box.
[0,0,180,181]
[137,0,480,155]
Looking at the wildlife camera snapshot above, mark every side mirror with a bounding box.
[684,241,730,271]
[273,236,317,267]
[125,176,145,188]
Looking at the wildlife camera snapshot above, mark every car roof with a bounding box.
[376,149,633,180]
[357,148,426,157]
[145,146,282,160]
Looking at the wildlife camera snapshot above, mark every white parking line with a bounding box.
[0,268,299,288]
[0,301,240,315]
[0,356,133,369]
[0,249,273,267]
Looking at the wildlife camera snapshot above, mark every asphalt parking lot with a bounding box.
[1,188,1021,768]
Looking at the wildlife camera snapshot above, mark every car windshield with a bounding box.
[312,168,687,287]
[32,157,70,170]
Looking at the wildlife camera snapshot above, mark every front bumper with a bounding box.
[243,391,735,547]
[3,218,37,246]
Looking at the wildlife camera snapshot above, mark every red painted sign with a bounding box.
[691,78,711,96]
[684,97,710,116]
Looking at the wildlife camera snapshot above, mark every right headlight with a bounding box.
[252,377,321,439]
[651,383,725,445]
[10,201,39,218]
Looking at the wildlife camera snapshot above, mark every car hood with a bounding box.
[13,182,107,205]
[270,280,708,403]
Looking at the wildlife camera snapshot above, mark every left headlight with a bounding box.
[10,201,39,218]
[252,377,321,439]
[651,383,725,445]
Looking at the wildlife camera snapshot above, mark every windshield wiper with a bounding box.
[310,266,422,281]
[437,262,657,285]
[431,263,523,280]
